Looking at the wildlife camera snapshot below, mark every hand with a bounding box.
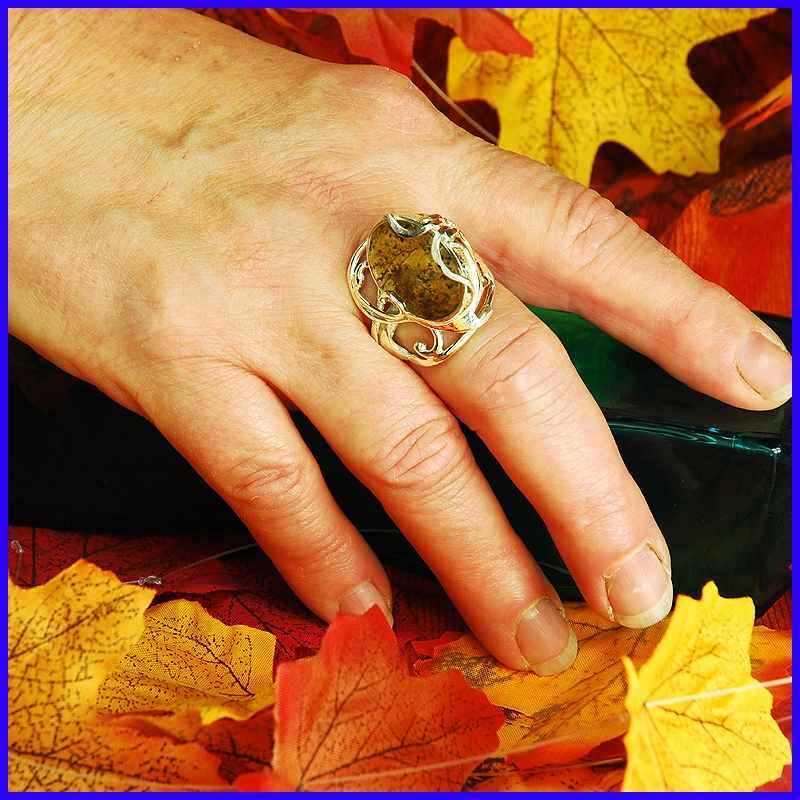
[9,8,792,674]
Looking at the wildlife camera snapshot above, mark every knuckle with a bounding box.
[224,449,314,513]
[270,526,357,578]
[281,67,445,216]
[468,324,573,421]
[370,412,468,496]
[550,181,633,282]
[350,64,448,137]
[655,276,736,343]
[566,481,644,543]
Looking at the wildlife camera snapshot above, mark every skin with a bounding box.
[8,9,792,671]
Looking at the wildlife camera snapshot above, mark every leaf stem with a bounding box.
[644,676,792,708]
[412,58,499,144]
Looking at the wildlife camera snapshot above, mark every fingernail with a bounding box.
[337,581,394,628]
[515,597,578,676]
[605,545,673,628]
[736,329,792,402]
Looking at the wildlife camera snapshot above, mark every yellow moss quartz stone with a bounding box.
[367,218,465,321]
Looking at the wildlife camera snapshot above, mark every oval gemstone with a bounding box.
[367,219,464,321]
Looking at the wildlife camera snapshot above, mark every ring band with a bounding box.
[347,213,495,366]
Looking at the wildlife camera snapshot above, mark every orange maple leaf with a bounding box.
[462,754,626,793]
[297,8,533,77]
[236,605,505,791]
[751,625,792,697]
[111,707,274,783]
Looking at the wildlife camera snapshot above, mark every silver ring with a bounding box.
[347,213,495,366]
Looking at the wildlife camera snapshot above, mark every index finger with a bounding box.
[449,144,792,410]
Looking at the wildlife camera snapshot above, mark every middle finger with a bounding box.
[285,303,578,674]
[422,284,673,629]
[276,218,670,673]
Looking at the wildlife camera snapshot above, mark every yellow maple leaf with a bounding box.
[447,8,774,184]
[622,582,792,792]
[417,604,670,765]
[97,598,276,724]
[417,600,791,771]
[7,561,227,790]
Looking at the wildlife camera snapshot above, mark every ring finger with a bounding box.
[421,284,673,629]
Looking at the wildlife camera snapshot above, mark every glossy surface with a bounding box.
[367,218,464,320]
[526,307,791,614]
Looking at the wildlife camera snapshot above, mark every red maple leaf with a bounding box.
[292,8,533,77]
[234,605,504,791]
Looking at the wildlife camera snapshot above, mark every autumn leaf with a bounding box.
[458,734,628,791]
[298,7,533,77]
[9,724,230,792]
[238,604,505,791]
[622,582,792,792]
[751,625,792,697]
[415,604,670,767]
[7,525,330,664]
[97,597,276,724]
[756,695,793,791]
[7,524,252,595]
[185,547,431,664]
[447,8,774,184]
[111,707,274,783]
[7,560,226,790]
[465,757,625,793]
[415,600,792,772]
[726,74,792,129]
[658,154,792,316]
